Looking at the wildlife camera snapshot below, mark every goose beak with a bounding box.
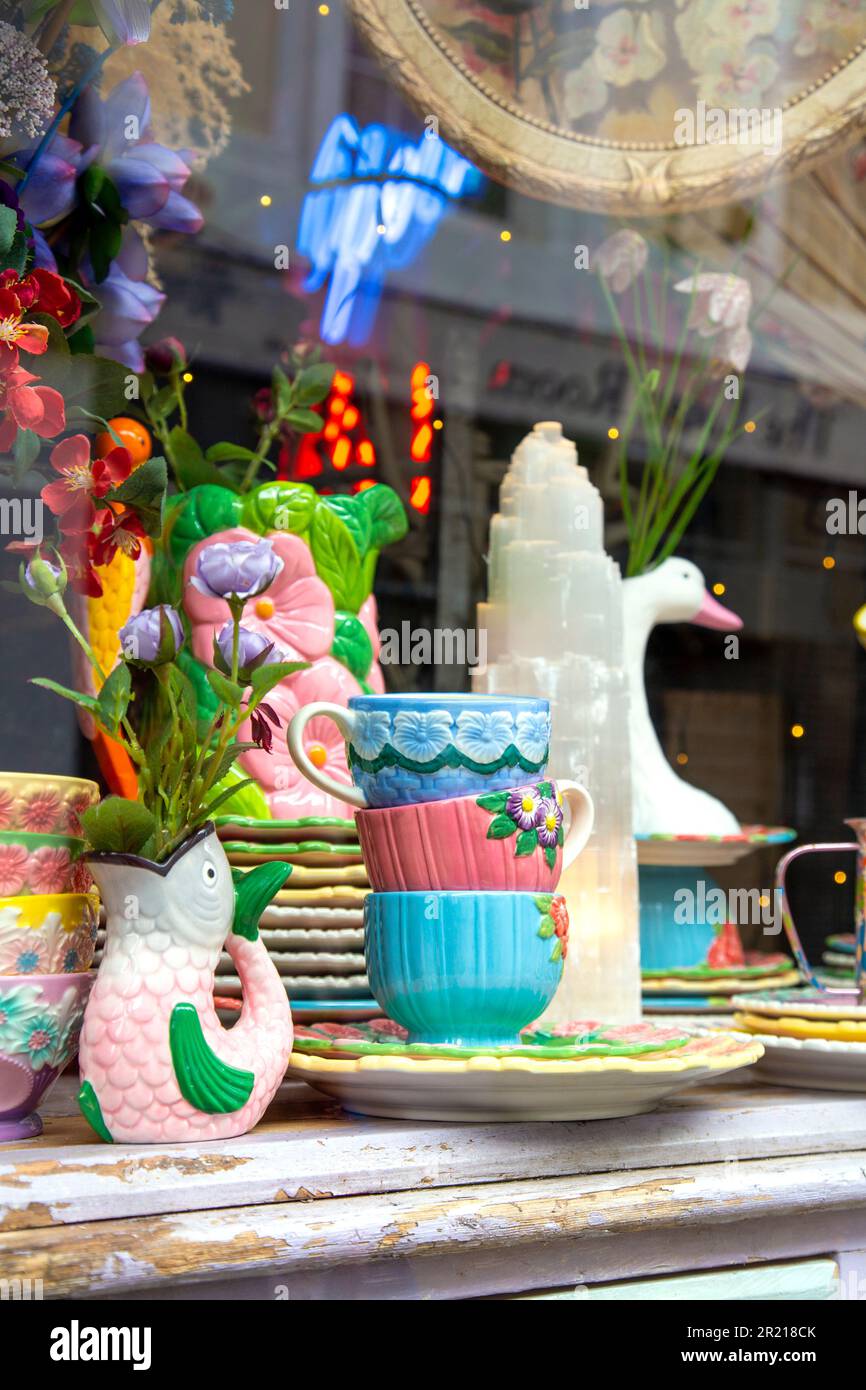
[692,589,743,631]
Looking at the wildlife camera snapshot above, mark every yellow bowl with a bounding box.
[0,891,100,975]
[0,773,99,836]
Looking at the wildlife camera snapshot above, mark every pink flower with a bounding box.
[0,843,29,895]
[183,527,334,668]
[19,790,61,833]
[239,657,361,819]
[359,594,386,693]
[675,271,753,374]
[0,789,16,829]
[0,365,65,452]
[27,845,71,894]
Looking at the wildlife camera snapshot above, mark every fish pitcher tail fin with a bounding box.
[232,862,291,941]
[79,1079,113,1143]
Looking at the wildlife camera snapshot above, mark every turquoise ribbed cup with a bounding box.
[365,890,567,1047]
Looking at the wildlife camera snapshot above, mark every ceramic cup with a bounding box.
[288,693,551,809]
[356,778,593,892]
[776,818,866,995]
[0,830,88,897]
[365,890,569,1047]
[0,772,99,835]
[0,892,100,975]
[0,971,93,1140]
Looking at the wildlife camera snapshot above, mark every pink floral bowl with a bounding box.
[0,773,99,836]
[0,893,100,976]
[0,831,90,897]
[0,971,93,1140]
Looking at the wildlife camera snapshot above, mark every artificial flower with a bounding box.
[184,528,333,665]
[120,606,185,665]
[536,796,564,849]
[144,336,187,374]
[41,435,134,535]
[0,21,55,141]
[90,507,148,565]
[596,229,649,294]
[191,535,283,602]
[85,229,167,371]
[674,272,754,372]
[21,554,67,610]
[0,364,65,453]
[214,622,283,681]
[0,284,49,371]
[92,0,153,47]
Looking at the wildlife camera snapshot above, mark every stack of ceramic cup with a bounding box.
[287,693,595,1048]
[0,772,100,1140]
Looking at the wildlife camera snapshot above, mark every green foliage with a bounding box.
[331,612,373,681]
[96,663,131,737]
[241,481,317,537]
[104,456,167,538]
[79,797,156,855]
[169,428,240,494]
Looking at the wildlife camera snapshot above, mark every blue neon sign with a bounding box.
[297,115,482,345]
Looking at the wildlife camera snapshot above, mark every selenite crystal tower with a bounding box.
[473,422,640,1022]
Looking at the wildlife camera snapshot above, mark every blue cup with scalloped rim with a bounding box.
[365,889,568,1047]
[287,693,551,809]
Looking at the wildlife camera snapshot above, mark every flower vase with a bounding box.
[77,824,293,1143]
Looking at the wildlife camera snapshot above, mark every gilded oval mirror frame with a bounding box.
[347,0,866,214]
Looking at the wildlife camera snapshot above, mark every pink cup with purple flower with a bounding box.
[355,778,593,893]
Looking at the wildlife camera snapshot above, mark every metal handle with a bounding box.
[775,842,858,992]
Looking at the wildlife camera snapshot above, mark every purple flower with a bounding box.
[92,0,152,46]
[536,796,563,849]
[506,785,541,831]
[214,623,284,680]
[16,134,86,226]
[120,605,184,665]
[86,228,166,370]
[191,539,283,604]
[0,180,32,251]
[21,555,67,608]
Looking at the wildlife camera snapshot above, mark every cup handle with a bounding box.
[287,702,367,810]
[557,780,595,870]
[775,842,858,991]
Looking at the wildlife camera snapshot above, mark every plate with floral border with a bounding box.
[637,826,796,868]
[287,1032,763,1121]
[642,969,800,996]
[731,987,866,1021]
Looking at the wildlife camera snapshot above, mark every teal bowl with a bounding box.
[365,890,568,1048]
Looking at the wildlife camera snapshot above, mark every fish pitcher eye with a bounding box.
[202,861,218,887]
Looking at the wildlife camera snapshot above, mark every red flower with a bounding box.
[550,896,569,959]
[89,506,146,566]
[0,284,49,371]
[59,536,103,598]
[41,434,133,536]
[0,268,81,329]
[0,365,65,450]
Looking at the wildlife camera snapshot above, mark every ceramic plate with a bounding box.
[233,862,369,889]
[642,970,800,996]
[642,996,735,1015]
[733,1010,866,1043]
[827,933,855,955]
[215,816,357,845]
[641,953,792,982]
[292,1018,694,1062]
[735,1029,866,1091]
[258,927,365,952]
[216,951,366,976]
[287,1034,764,1122]
[215,998,383,1024]
[225,840,363,868]
[259,904,364,929]
[731,986,866,1021]
[271,885,370,908]
[636,826,796,868]
[215,973,371,999]
[823,951,856,970]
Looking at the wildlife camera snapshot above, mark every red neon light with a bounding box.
[409,474,431,514]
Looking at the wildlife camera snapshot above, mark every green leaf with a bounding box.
[201,778,260,821]
[476,790,509,813]
[168,663,197,727]
[206,667,244,708]
[487,813,516,840]
[242,481,317,537]
[247,660,309,704]
[31,677,99,716]
[68,323,96,355]
[79,797,157,856]
[286,408,324,434]
[169,427,239,494]
[206,764,270,820]
[309,504,364,612]
[0,230,28,276]
[36,350,132,421]
[322,494,372,557]
[205,442,259,464]
[544,844,557,869]
[96,663,131,737]
[88,217,124,283]
[537,914,555,939]
[293,363,335,407]
[201,742,259,792]
[0,205,18,256]
[556,823,564,848]
[272,364,292,412]
[331,612,373,681]
[550,939,562,963]
[515,829,538,856]
[537,780,553,799]
[104,455,167,537]
[12,428,40,477]
[533,894,554,913]
[147,384,178,423]
[359,484,409,548]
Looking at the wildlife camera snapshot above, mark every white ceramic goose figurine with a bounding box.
[623,558,743,835]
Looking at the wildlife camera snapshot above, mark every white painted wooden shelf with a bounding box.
[2,1073,866,1299]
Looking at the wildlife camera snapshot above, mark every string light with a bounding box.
[500,230,512,242]
[835,871,848,885]
[182,372,193,383]
[823,556,836,570]
[676,752,689,765]
[744,420,757,433]
[259,195,272,207]
[607,426,619,440]
[791,724,805,739]
[318,4,330,13]
[409,475,432,514]
[759,894,770,909]
[712,582,726,596]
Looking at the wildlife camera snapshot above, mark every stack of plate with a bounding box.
[732,986,866,1091]
[216,815,378,1022]
[820,932,855,982]
[642,953,799,1015]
